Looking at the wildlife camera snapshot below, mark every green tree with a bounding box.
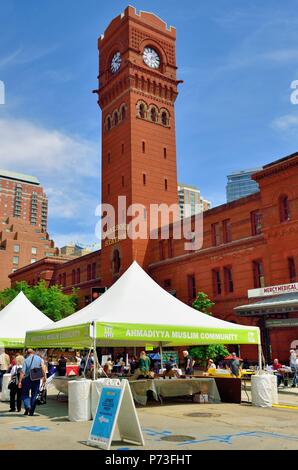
[192,291,215,313]
[190,291,229,368]
[0,280,79,321]
[190,345,230,369]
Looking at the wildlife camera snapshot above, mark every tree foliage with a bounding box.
[190,344,230,365]
[191,291,229,367]
[192,291,215,314]
[0,280,78,321]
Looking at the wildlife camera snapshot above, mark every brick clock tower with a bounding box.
[97,6,180,285]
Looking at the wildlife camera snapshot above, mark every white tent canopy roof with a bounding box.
[0,291,54,348]
[26,262,260,348]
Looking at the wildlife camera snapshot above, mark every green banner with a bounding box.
[96,322,260,345]
[25,323,92,348]
[0,338,25,349]
[25,321,260,348]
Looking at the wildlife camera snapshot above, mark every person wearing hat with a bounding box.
[289,349,297,387]
[207,358,216,371]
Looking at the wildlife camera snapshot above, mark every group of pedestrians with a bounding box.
[0,348,46,416]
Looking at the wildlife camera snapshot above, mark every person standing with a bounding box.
[229,352,241,378]
[272,358,283,387]
[290,349,298,387]
[9,355,24,412]
[18,349,46,416]
[0,349,10,392]
[182,350,194,376]
[57,354,67,376]
[103,357,114,376]
[75,352,81,366]
[132,351,151,379]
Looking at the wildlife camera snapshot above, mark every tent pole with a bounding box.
[258,343,262,372]
[93,321,97,380]
[159,343,163,371]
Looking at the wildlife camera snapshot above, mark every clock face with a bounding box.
[143,47,160,69]
[110,51,121,74]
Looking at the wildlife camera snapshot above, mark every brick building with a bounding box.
[10,250,101,308]
[10,7,298,362]
[0,169,48,229]
[0,170,59,291]
[0,216,59,291]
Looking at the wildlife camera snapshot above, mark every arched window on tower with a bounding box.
[140,104,145,118]
[161,110,169,126]
[279,194,290,222]
[112,249,121,275]
[113,111,118,127]
[137,102,146,119]
[121,105,126,121]
[150,107,157,122]
[107,116,111,131]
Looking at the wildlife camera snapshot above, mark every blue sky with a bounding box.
[1,0,298,248]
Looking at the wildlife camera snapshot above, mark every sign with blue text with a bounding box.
[87,379,144,450]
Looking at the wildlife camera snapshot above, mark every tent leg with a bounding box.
[159,343,163,371]
[258,343,262,372]
[93,322,97,380]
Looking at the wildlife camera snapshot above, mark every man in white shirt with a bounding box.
[0,349,10,392]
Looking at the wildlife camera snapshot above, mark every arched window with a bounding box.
[279,194,290,222]
[113,111,118,127]
[137,101,147,119]
[138,103,146,119]
[150,107,157,122]
[161,111,168,126]
[121,105,126,121]
[112,249,121,274]
[107,116,111,131]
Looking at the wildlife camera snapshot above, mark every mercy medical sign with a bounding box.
[248,282,298,299]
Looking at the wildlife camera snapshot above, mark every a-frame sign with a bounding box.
[87,379,144,450]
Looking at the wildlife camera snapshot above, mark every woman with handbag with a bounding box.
[18,349,47,416]
[8,355,24,412]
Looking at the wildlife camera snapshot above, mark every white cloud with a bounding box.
[52,232,100,250]
[272,114,298,130]
[0,117,101,246]
[46,187,99,220]
[0,118,99,178]
[0,45,58,70]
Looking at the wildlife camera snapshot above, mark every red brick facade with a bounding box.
[9,8,298,363]
[0,170,48,229]
[0,217,58,291]
[97,6,179,285]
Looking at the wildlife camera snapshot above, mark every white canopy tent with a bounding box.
[25,262,261,366]
[0,291,54,348]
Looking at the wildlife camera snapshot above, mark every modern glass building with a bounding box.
[226,168,261,203]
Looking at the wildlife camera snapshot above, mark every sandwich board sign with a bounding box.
[87,379,144,450]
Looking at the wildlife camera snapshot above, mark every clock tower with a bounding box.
[97,6,180,285]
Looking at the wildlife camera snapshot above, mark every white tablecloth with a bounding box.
[129,378,221,406]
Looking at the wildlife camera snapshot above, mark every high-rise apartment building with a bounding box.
[0,169,48,230]
[0,170,57,291]
[178,183,211,219]
[226,168,261,202]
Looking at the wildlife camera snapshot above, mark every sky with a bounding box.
[0,0,298,248]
